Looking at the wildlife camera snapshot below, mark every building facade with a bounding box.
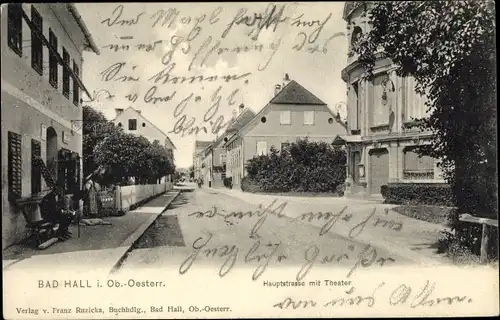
[112,107,176,162]
[193,140,212,182]
[337,2,444,198]
[224,79,347,189]
[112,107,176,183]
[1,4,99,248]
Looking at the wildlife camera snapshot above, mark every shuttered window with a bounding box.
[31,6,43,75]
[8,4,23,56]
[8,132,22,201]
[304,111,315,125]
[31,139,42,194]
[73,61,80,106]
[62,48,70,98]
[49,29,58,88]
[280,111,291,125]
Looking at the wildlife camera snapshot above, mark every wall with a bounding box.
[245,103,345,137]
[1,4,88,249]
[116,183,170,212]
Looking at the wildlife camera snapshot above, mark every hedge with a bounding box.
[244,138,346,194]
[381,183,454,206]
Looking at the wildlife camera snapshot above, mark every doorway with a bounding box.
[369,148,389,195]
[46,127,58,182]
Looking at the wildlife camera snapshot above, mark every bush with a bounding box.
[244,139,346,193]
[223,177,233,189]
[241,176,264,193]
[382,183,454,206]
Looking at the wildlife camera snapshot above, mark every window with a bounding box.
[257,141,268,156]
[8,4,23,56]
[280,111,291,125]
[220,153,226,164]
[8,132,22,201]
[49,29,58,88]
[128,119,137,130]
[62,48,70,98]
[73,61,80,105]
[31,139,42,195]
[117,122,122,127]
[31,6,43,75]
[142,122,146,127]
[304,111,315,125]
[403,147,434,180]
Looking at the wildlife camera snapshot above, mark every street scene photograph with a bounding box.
[2,1,498,319]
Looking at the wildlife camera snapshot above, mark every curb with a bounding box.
[108,190,181,274]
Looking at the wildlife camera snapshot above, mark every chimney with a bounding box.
[115,108,124,117]
[239,103,245,114]
[274,84,282,96]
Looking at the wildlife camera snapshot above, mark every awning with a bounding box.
[332,134,362,145]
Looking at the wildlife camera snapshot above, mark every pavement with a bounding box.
[116,188,452,279]
[2,190,180,274]
[204,187,451,265]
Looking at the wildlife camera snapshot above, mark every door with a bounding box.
[369,149,389,195]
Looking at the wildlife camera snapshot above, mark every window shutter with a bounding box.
[31,139,42,194]
[8,132,22,201]
[280,111,291,125]
[304,111,315,125]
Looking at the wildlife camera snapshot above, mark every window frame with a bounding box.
[280,110,291,125]
[8,4,23,56]
[62,47,70,98]
[128,119,137,131]
[49,29,59,88]
[31,5,43,75]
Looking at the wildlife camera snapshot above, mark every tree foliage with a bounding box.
[83,106,175,186]
[353,1,497,218]
[244,139,346,193]
[82,105,122,178]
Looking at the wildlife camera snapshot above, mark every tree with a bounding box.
[188,166,195,179]
[353,1,497,257]
[82,105,122,178]
[354,1,497,217]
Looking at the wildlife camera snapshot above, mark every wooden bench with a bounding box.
[459,213,498,264]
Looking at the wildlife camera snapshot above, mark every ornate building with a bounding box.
[335,1,444,198]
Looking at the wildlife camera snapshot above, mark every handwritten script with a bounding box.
[89,3,347,136]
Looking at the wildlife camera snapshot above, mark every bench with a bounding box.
[459,213,498,264]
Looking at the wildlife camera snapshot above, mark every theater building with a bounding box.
[336,2,444,198]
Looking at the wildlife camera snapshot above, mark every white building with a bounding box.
[1,4,99,248]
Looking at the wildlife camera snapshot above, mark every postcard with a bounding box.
[2,2,498,319]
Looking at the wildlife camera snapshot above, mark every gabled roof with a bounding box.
[224,81,332,146]
[226,108,257,132]
[112,106,176,150]
[270,80,326,105]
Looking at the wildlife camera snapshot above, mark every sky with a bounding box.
[77,2,348,169]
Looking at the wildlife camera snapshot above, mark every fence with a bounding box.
[459,213,498,264]
[116,182,171,212]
